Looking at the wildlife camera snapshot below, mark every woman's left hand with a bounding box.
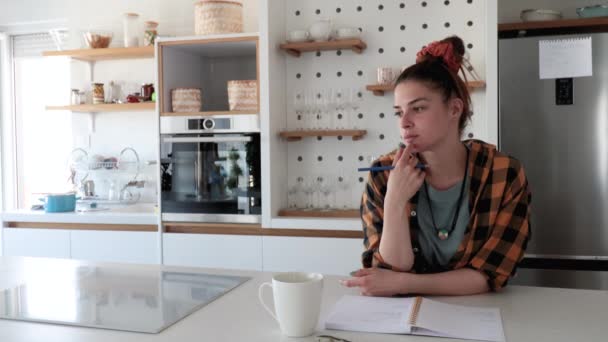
[340,268,409,296]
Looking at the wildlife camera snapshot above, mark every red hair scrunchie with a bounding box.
[416,41,461,73]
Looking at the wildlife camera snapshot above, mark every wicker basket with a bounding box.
[227,80,258,111]
[195,0,243,35]
[171,88,202,112]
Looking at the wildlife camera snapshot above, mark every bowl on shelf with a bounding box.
[520,9,562,22]
[83,30,113,49]
[577,5,608,18]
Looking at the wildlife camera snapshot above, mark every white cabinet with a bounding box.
[2,228,71,259]
[262,236,362,276]
[163,233,263,271]
[70,230,159,264]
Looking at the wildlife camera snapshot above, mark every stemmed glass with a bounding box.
[303,90,315,130]
[293,92,305,130]
[337,174,352,210]
[301,176,315,209]
[332,88,346,129]
[319,88,333,129]
[287,176,304,209]
[347,88,362,129]
[319,175,335,210]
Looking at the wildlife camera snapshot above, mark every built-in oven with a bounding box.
[160,115,261,223]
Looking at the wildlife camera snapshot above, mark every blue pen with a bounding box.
[358,163,427,172]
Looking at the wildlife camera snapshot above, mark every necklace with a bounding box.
[423,147,469,241]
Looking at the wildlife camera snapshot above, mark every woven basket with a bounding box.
[171,88,202,112]
[227,80,258,111]
[195,0,243,35]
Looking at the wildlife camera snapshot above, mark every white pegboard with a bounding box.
[282,0,488,208]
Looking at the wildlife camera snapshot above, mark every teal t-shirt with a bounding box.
[417,176,470,267]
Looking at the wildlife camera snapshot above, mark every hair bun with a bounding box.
[416,35,465,73]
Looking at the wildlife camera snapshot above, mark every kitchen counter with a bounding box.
[0,256,606,342]
[1,203,158,226]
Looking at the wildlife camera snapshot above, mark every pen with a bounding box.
[357,163,427,172]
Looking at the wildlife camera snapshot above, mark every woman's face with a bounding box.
[393,80,462,153]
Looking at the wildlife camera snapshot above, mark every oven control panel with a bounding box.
[187,118,231,130]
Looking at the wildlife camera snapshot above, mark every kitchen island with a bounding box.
[0,256,605,342]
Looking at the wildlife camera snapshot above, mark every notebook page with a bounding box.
[539,37,592,79]
[414,298,505,342]
[324,295,414,334]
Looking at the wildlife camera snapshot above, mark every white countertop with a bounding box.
[1,203,158,225]
[0,256,606,342]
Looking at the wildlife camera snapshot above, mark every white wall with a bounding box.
[1,0,259,203]
[498,0,600,23]
[0,0,258,38]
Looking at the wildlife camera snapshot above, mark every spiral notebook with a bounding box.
[539,36,592,79]
[324,295,505,342]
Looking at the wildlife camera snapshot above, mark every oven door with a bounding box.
[160,133,261,223]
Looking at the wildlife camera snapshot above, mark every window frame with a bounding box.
[0,20,68,211]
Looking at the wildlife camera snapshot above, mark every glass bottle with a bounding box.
[144,21,158,46]
[78,91,86,104]
[71,89,80,105]
[123,13,140,47]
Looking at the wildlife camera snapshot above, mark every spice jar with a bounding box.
[92,83,105,104]
[144,21,158,46]
[123,13,140,47]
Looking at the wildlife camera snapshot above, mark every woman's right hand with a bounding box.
[385,144,426,208]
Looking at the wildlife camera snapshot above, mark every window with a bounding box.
[12,33,72,208]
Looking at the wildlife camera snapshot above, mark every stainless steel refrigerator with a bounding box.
[499,33,608,290]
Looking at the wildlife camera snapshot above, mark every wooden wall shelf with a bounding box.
[498,17,608,38]
[42,46,154,61]
[160,110,258,117]
[366,80,486,96]
[280,39,367,57]
[278,209,359,218]
[279,129,367,141]
[46,102,155,112]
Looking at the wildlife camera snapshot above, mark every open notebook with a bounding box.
[324,295,505,342]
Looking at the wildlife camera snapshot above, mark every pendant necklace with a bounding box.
[423,148,469,240]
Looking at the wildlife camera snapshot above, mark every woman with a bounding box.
[342,36,531,296]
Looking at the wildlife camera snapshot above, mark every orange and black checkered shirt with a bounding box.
[361,140,531,291]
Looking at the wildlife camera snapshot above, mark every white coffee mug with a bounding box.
[288,30,310,42]
[258,272,324,337]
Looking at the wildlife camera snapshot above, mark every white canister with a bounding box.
[123,13,140,47]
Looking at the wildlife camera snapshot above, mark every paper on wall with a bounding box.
[539,37,592,79]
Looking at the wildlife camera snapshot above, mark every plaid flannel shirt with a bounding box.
[361,140,531,291]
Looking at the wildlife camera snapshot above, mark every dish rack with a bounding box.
[69,147,141,174]
[68,147,146,204]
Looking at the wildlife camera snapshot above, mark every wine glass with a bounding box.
[319,174,335,210]
[293,92,305,130]
[301,176,315,209]
[337,173,352,210]
[347,88,362,129]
